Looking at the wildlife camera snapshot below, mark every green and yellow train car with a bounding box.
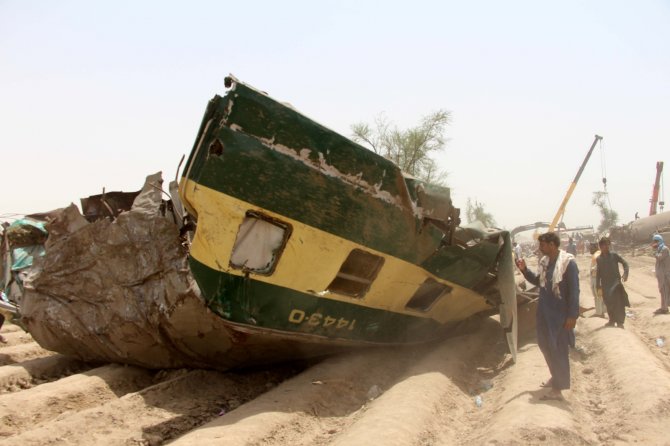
[179,76,517,359]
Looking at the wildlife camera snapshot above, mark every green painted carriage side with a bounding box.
[189,258,446,344]
[420,242,503,289]
[226,83,406,198]
[191,125,444,264]
[186,127,503,287]
[184,86,442,262]
[175,79,519,359]
[182,84,503,288]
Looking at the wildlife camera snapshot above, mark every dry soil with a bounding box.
[1,250,669,445]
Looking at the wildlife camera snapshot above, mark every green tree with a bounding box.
[351,110,450,185]
[592,191,618,233]
[465,198,497,227]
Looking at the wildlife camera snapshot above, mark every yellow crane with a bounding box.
[548,135,603,232]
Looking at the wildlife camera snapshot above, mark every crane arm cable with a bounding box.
[598,139,613,210]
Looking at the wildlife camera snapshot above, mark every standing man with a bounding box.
[595,237,629,328]
[566,237,577,256]
[652,234,670,315]
[0,311,6,343]
[589,243,607,318]
[516,232,579,401]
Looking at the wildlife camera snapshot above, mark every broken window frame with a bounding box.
[405,278,453,312]
[229,211,292,276]
[326,249,385,298]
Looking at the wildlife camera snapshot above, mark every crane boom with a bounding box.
[548,134,603,232]
[649,161,664,216]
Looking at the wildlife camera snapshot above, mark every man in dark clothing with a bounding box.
[516,232,579,401]
[652,234,670,314]
[566,237,577,256]
[0,313,5,343]
[595,237,629,328]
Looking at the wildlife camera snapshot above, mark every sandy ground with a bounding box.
[0,250,669,445]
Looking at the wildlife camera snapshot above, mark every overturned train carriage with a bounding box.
[178,76,518,362]
[20,76,517,370]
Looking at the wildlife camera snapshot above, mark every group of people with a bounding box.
[515,231,670,401]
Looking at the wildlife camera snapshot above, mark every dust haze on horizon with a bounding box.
[1,1,669,233]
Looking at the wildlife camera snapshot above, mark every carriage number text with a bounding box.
[288,309,356,330]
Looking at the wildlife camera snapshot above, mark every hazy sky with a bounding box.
[2,1,669,232]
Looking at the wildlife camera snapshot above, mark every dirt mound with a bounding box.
[2,242,669,445]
